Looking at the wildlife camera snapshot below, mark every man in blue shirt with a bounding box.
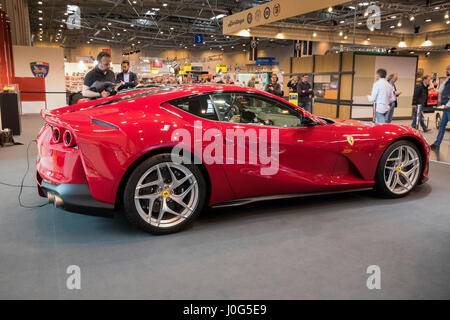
[430,65,450,150]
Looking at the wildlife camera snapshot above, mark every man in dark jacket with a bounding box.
[430,65,450,150]
[116,60,138,89]
[297,74,313,113]
[411,75,430,132]
[265,74,283,97]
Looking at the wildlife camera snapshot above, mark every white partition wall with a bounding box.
[352,54,417,120]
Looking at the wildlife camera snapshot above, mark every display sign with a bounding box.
[151,60,163,68]
[223,0,348,34]
[151,67,159,74]
[216,64,227,73]
[184,63,192,72]
[30,61,49,78]
[255,57,276,65]
[194,34,203,44]
[179,67,185,75]
[289,92,298,106]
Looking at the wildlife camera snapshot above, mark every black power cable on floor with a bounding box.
[16,140,49,209]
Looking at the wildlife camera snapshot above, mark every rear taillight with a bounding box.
[52,127,63,143]
[63,130,76,147]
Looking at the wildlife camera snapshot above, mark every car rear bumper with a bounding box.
[37,171,114,217]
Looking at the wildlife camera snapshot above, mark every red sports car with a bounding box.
[36,85,430,234]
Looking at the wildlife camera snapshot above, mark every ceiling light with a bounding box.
[344,35,348,39]
[38,17,43,20]
[38,1,43,4]
[184,46,187,49]
[390,25,395,28]
[364,11,368,17]
[313,32,317,37]
[434,6,440,10]
[38,10,42,13]
[421,34,432,46]
[397,21,402,27]
[447,20,450,24]
[160,31,163,34]
[163,3,167,6]
[108,22,112,25]
[339,31,343,36]
[130,24,134,27]
[357,22,362,25]
[117,33,120,35]
[409,51,414,54]
[398,40,407,47]
[123,29,127,32]
[359,2,369,6]
[390,16,396,19]
[340,20,345,24]
[410,16,415,21]
[367,37,370,40]
[445,12,449,19]
[328,7,333,13]
[425,18,432,22]
[102,27,106,30]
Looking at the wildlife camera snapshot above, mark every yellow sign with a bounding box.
[184,63,192,72]
[216,64,227,73]
[179,67,185,75]
[347,136,354,146]
[151,67,159,74]
[223,0,348,34]
[289,92,298,106]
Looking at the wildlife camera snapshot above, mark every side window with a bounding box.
[169,95,219,121]
[210,93,302,127]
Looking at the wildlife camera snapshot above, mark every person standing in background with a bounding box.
[287,76,300,93]
[265,74,283,97]
[411,75,431,132]
[430,65,450,150]
[297,74,313,113]
[386,73,402,123]
[115,60,138,89]
[368,68,395,124]
[247,75,257,88]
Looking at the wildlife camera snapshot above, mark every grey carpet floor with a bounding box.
[0,114,449,299]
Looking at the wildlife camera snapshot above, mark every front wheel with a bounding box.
[375,141,422,198]
[123,154,206,234]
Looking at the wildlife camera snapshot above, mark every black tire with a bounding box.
[123,154,206,235]
[436,113,441,129]
[374,140,423,198]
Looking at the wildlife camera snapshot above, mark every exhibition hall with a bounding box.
[0,0,449,303]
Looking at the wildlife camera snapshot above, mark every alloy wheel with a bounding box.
[134,162,199,228]
[383,145,421,195]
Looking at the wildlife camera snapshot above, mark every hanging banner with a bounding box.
[250,37,258,61]
[184,63,192,72]
[216,64,227,73]
[223,0,348,34]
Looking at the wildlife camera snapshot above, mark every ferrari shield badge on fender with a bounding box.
[347,136,354,146]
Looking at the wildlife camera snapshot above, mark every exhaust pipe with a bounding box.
[47,193,64,208]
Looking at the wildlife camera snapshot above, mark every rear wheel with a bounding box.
[123,154,206,234]
[375,141,422,198]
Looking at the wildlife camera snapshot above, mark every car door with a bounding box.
[209,92,340,199]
